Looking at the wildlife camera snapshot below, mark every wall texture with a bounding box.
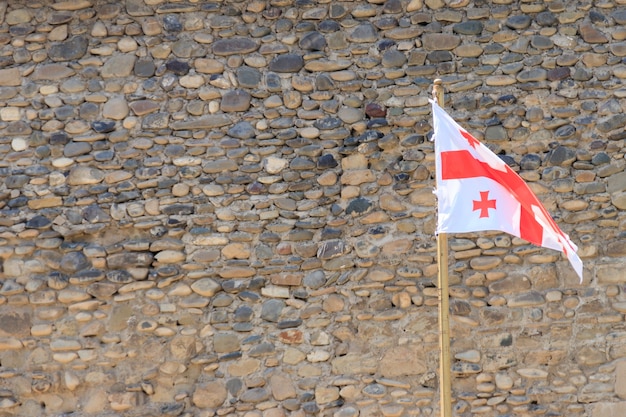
[0,0,625,416]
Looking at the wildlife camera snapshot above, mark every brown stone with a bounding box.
[0,311,30,337]
[270,374,297,400]
[341,169,375,185]
[322,294,345,312]
[379,346,428,377]
[0,68,20,86]
[270,273,302,286]
[470,256,502,270]
[278,329,304,344]
[192,382,227,408]
[129,100,160,116]
[579,24,608,44]
[610,42,626,57]
[228,358,261,376]
[421,33,461,50]
[51,1,93,11]
[218,267,255,278]
[28,197,63,209]
[101,55,136,78]
[32,64,75,80]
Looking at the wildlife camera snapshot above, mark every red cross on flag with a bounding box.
[432,100,583,282]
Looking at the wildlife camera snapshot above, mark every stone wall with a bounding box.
[0,0,625,416]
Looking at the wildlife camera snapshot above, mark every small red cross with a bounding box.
[473,191,496,218]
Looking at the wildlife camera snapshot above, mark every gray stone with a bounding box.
[212,38,259,56]
[591,152,611,166]
[171,114,231,130]
[519,154,542,170]
[506,14,532,30]
[303,270,326,289]
[26,215,51,229]
[545,146,577,167]
[171,40,204,58]
[597,114,626,133]
[536,11,557,26]
[107,252,154,269]
[348,23,378,43]
[227,121,255,139]
[240,388,270,403]
[214,332,240,353]
[548,67,571,81]
[317,240,345,260]
[64,142,92,157]
[290,157,316,170]
[248,342,275,357]
[126,0,153,16]
[236,66,261,88]
[141,112,169,129]
[382,50,407,67]
[516,68,547,82]
[221,90,251,112]
[106,270,134,284]
[59,252,91,273]
[134,59,155,77]
[234,305,253,322]
[314,117,342,130]
[83,205,110,223]
[453,21,483,35]
[5,175,29,189]
[346,197,372,215]
[261,299,285,322]
[163,14,182,32]
[268,54,304,73]
[165,59,190,75]
[299,31,327,51]
[530,35,554,49]
[0,87,17,100]
[363,383,386,397]
[203,159,238,173]
[555,124,576,139]
[48,36,88,62]
[79,102,99,119]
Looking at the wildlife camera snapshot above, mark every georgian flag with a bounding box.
[432,100,583,282]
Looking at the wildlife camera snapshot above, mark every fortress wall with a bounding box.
[0,1,623,416]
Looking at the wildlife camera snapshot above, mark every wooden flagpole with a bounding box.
[433,79,453,417]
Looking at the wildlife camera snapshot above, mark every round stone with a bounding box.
[11,138,27,151]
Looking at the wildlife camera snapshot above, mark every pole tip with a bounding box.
[432,79,444,106]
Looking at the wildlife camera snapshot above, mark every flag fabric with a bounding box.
[431,100,583,282]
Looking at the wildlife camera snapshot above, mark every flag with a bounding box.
[431,100,583,282]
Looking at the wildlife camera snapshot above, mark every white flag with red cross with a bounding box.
[431,100,583,282]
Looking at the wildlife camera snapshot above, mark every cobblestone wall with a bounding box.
[0,0,625,416]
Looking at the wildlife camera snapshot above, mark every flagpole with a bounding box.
[433,79,453,417]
